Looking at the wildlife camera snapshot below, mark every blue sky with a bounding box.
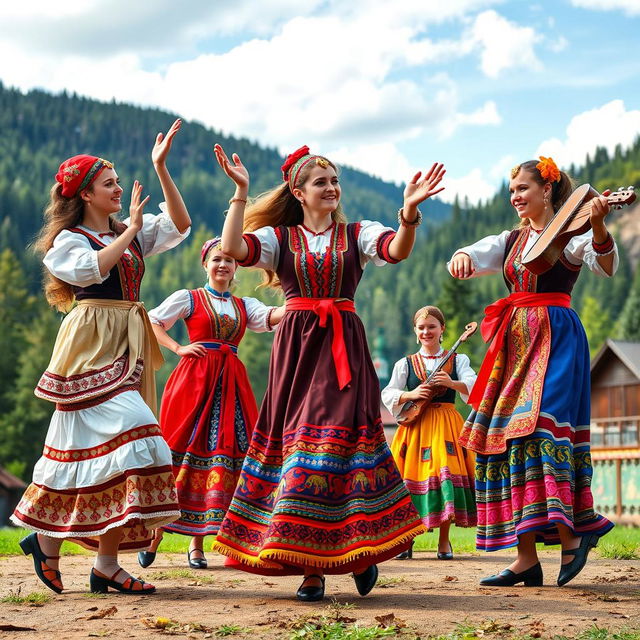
[0,0,638,203]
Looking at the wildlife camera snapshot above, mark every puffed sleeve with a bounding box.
[357,220,399,268]
[243,296,277,333]
[455,353,477,404]
[447,230,511,277]
[43,230,106,286]
[565,230,619,277]
[123,202,191,258]
[148,289,193,331]
[381,358,410,419]
[238,226,279,271]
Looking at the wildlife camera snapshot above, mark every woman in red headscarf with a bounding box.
[12,119,191,595]
[211,144,445,602]
[137,237,284,570]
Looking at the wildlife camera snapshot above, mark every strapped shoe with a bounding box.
[557,534,600,587]
[296,574,325,602]
[90,568,156,594]
[437,543,453,560]
[138,551,156,568]
[187,549,208,569]
[19,533,63,594]
[353,564,378,596]
[479,562,543,587]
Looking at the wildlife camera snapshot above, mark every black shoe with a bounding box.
[557,534,600,587]
[437,543,453,560]
[187,549,208,569]
[296,574,325,602]
[19,533,63,594]
[138,551,156,568]
[479,562,543,587]
[353,564,378,596]
[90,568,156,594]
[395,543,413,560]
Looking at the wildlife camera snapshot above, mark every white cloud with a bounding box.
[535,100,640,168]
[467,10,542,77]
[328,143,415,185]
[570,0,640,16]
[440,168,497,205]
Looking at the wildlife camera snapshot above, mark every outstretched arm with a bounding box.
[215,144,250,261]
[388,163,446,261]
[152,119,191,233]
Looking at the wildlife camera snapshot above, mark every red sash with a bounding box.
[468,292,571,409]
[286,297,356,390]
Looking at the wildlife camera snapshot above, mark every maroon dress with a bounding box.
[214,222,424,574]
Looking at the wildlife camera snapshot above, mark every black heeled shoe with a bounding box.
[557,534,600,587]
[296,574,325,602]
[187,549,208,569]
[479,562,543,587]
[138,551,156,568]
[437,543,453,560]
[19,533,63,594]
[353,564,378,596]
[395,543,413,560]
[90,568,156,594]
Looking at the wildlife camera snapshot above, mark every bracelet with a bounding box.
[592,232,615,255]
[229,197,247,205]
[397,207,422,227]
[266,307,276,331]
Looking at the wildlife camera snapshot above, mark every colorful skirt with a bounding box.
[460,306,613,551]
[11,300,180,550]
[391,403,476,529]
[159,342,257,537]
[213,310,425,574]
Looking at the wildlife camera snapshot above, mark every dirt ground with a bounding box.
[1,551,639,639]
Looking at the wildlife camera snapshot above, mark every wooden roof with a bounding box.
[0,467,27,490]
[591,339,640,381]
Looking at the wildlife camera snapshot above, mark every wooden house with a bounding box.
[0,467,26,526]
[590,339,640,525]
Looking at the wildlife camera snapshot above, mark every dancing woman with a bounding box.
[212,144,445,601]
[12,120,191,594]
[448,157,616,587]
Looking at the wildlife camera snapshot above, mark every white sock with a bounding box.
[94,555,121,580]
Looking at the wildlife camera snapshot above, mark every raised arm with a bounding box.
[387,163,446,262]
[152,119,191,234]
[215,144,250,261]
[97,180,147,276]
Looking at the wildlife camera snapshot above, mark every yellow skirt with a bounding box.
[391,403,477,528]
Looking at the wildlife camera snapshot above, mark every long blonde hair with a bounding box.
[34,183,125,311]
[245,156,347,289]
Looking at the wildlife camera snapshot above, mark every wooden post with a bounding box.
[616,459,623,520]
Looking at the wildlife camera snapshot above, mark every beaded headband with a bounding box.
[281,145,330,192]
[201,236,223,264]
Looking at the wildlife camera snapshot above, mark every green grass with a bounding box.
[1,589,51,605]
[290,621,398,640]
[1,525,639,558]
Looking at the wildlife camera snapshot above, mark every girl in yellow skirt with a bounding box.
[382,305,477,559]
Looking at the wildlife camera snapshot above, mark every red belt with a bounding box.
[286,297,356,390]
[468,292,571,409]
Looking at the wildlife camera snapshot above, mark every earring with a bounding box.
[416,335,420,344]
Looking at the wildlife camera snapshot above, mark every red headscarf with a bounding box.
[55,154,114,198]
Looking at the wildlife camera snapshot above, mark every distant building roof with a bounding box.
[0,467,27,490]
[591,339,640,380]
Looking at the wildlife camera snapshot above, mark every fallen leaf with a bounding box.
[375,613,406,628]
[87,605,118,620]
[0,625,37,631]
[443,575,458,582]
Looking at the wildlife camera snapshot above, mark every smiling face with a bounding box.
[294,164,341,216]
[509,168,551,225]
[204,247,237,290]
[414,315,444,351]
[81,168,123,215]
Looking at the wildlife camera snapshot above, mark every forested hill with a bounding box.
[0,82,449,287]
[1,82,639,481]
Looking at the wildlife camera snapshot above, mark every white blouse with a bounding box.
[43,203,191,287]
[381,348,477,419]
[246,220,396,271]
[448,228,618,278]
[148,288,276,333]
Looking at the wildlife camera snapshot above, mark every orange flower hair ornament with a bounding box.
[536,156,561,183]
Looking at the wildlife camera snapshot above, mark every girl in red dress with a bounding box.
[139,237,284,568]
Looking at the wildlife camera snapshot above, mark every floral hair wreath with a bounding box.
[536,156,561,183]
[281,145,329,192]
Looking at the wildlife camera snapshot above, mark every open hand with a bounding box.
[214,144,249,190]
[129,180,150,232]
[404,163,446,208]
[152,118,182,167]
